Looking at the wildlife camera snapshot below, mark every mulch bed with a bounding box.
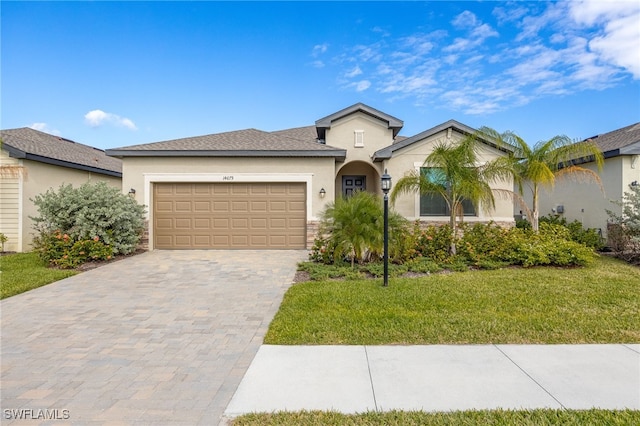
[74,249,147,271]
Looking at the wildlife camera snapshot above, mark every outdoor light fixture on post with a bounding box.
[381,169,392,287]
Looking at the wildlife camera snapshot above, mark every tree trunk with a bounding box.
[532,185,539,232]
[450,203,457,255]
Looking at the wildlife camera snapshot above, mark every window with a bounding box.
[354,130,364,147]
[419,168,476,216]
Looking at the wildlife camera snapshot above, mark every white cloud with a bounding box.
[355,80,371,92]
[452,11,478,29]
[323,2,637,116]
[312,43,328,57]
[345,66,363,78]
[29,123,61,136]
[84,109,137,130]
[586,11,640,78]
[311,60,325,68]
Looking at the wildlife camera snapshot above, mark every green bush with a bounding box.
[540,215,604,250]
[33,231,113,269]
[31,182,145,255]
[0,232,7,251]
[413,224,453,262]
[406,257,442,273]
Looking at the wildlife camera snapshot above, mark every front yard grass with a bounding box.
[0,252,77,299]
[265,256,639,345]
[232,409,640,425]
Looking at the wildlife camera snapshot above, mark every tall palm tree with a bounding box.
[390,134,515,255]
[477,127,604,232]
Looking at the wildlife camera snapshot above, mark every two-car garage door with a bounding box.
[154,182,306,249]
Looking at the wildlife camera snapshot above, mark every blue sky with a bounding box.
[2,1,639,150]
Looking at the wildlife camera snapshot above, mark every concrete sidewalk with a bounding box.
[224,344,639,419]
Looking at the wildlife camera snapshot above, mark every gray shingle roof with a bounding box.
[106,127,346,160]
[1,127,122,176]
[587,122,640,156]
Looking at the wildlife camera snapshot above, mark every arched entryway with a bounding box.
[335,161,381,198]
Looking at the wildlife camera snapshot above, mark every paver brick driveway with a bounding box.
[1,250,307,425]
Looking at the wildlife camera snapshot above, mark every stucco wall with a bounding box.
[533,155,639,236]
[20,159,121,251]
[385,130,515,222]
[122,156,336,221]
[324,112,395,163]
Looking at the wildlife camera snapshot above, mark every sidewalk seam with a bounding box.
[363,346,379,411]
[493,344,566,409]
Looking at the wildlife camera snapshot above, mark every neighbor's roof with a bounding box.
[372,119,515,161]
[587,122,640,157]
[106,128,346,161]
[0,127,122,176]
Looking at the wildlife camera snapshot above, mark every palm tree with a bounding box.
[390,134,515,255]
[477,127,604,232]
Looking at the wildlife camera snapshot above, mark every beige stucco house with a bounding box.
[534,122,640,238]
[106,103,516,250]
[0,128,122,252]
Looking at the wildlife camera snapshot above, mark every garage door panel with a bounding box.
[194,235,211,246]
[194,218,211,229]
[154,182,305,249]
[175,218,192,229]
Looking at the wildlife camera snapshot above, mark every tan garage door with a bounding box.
[154,182,306,249]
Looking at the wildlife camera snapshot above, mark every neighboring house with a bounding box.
[534,122,640,237]
[0,128,122,252]
[106,103,515,250]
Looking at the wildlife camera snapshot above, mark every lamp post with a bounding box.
[381,169,392,287]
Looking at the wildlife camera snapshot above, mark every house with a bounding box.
[106,103,515,250]
[0,128,122,252]
[534,122,640,238]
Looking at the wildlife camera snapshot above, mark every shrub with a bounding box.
[540,215,604,250]
[33,231,113,269]
[413,224,453,262]
[406,257,442,274]
[31,182,146,255]
[607,184,640,262]
[317,191,408,266]
[0,233,7,251]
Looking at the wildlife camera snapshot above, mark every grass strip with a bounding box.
[266,256,639,345]
[1,252,77,299]
[231,409,640,425]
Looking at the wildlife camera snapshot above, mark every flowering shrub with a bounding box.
[31,182,145,255]
[413,224,453,262]
[33,231,113,269]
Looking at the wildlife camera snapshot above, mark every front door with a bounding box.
[342,175,366,197]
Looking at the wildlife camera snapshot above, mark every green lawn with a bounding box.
[231,409,640,425]
[265,256,640,345]
[0,252,77,299]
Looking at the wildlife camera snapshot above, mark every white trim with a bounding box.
[143,173,314,250]
[405,216,515,223]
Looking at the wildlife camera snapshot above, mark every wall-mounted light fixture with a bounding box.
[128,188,136,198]
[631,181,639,187]
[319,188,326,198]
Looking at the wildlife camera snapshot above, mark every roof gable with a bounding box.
[372,119,513,161]
[0,127,122,176]
[315,102,404,140]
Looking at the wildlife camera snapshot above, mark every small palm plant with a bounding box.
[319,191,407,267]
